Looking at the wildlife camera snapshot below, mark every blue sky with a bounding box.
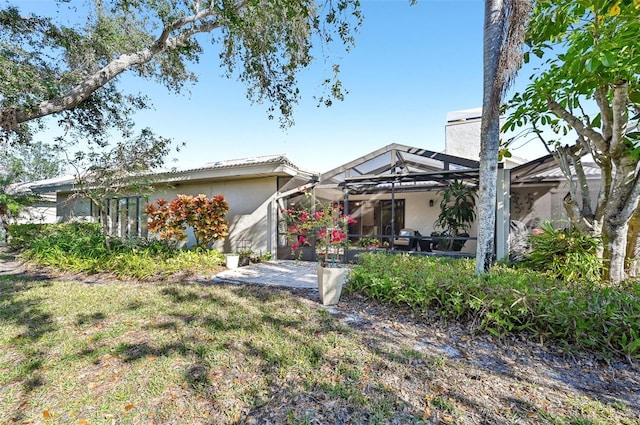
[22,0,549,172]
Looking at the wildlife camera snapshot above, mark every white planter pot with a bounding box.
[317,265,348,306]
[225,254,240,270]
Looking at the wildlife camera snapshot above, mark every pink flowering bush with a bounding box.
[281,196,357,267]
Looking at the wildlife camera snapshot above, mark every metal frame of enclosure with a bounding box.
[276,144,512,261]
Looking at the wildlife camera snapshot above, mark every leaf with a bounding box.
[124,403,135,411]
[585,58,594,72]
[600,52,615,67]
[626,339,640,355]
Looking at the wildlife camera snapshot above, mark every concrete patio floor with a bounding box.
[211,260,319,289]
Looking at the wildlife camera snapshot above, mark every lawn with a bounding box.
[1,268,639,424]
[0,273,418,424]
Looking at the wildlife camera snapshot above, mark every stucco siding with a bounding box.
[56,193,93,222]
[17,204,57,224]
[149,176,278,254]
[445,120,481,161]
[50,176,279,255]
[511,179,601,230]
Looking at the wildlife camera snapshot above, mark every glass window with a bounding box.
[97,196,146,238]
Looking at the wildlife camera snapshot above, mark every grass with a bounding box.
[2,223,638,423]
[0,274,421,424]
[1,272,638,424]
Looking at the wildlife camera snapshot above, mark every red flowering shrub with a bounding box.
[281,195,356,266]
[146,194,229,248]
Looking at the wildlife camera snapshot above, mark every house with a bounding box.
[0,179,58,245]
[276,142,602,261]
[29,141,601,261]
[508,153,602,229]
[305,143,483,255]
[31,155,315,255]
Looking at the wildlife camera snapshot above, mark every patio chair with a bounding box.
[394,228,419,251]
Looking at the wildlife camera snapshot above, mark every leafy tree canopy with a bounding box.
[503,0,640,282]
[0,141,65,182]
[0,0,362,146]
[504,0,640,146]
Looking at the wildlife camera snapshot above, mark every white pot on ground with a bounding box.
[225,254,240,270]
[317,264,348,306]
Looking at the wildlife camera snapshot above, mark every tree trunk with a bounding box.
[604,220,628,284]
[100,205,112,251]
[475,0,503,274]
[626,210,640,277]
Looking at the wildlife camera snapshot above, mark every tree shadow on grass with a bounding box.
[0,274,58,423]
[74,312,107,326]
[0,275,56,342]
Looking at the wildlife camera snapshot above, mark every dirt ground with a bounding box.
[331,291,640,423]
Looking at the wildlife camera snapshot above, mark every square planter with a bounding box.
[317,265,348,306]
[225,254,240,270]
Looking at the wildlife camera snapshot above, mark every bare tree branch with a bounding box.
[547,97,609,152]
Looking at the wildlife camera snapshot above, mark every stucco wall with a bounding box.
[511,180,601,230]
[147,176,278,254]
[56,194,93,221]
[54,176,279,255]
[445,119,481,161]
[17,203,57,224]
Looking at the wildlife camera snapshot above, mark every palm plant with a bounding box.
[434,180,477,251]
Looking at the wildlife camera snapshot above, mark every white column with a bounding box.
[495,167,511,261]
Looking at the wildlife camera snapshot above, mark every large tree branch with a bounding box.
[547,97,609,153]
[553,145,580,206]
[610,81,630,158]
[594,86,613,142]
[570,145,593,218]
[562,192,595,232]
[5,7,227,129]
[612,171,640,226]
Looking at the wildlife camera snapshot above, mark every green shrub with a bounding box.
[7,223,42,249]
[8,222,105,251]
[10,223,226,280]
[524,221,603,285]
[346,252,640,359]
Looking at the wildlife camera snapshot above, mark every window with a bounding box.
[347,199,405,239]
[93,196,147,238]
[376,199,405,237]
